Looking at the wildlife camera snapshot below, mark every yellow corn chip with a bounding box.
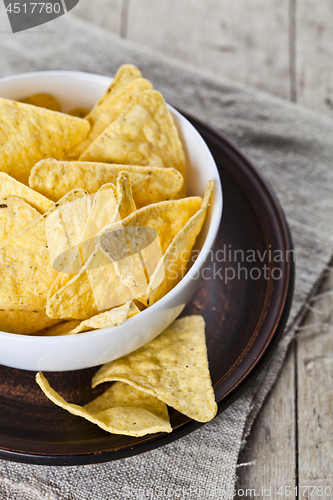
[39,320,81,337]
[140,181,214,306]
[115,171,136,220]
[36,373,172,437]
[69,78,153,159]
[99,196,202,257]
[98,197,202,298]
[46,176,140,320]
[29,160,183,207]
[19,93,62,112]
[92,316,217,423]
[79,90,186,197]
[46,247,135,320]
[43,189,91,277]
[0,310,60,335]
[68,108,90,118]
[0,97,90,184]
[96,65,143,106]
[80,183,118,265]
[0,189,88,312]
[0,196,39,239]
[44,301,139,336]
[0,172,53,213]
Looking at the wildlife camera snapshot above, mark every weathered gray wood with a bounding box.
[296,0,333,117]
[126,0,291,99]
[235,343,297,499]
[72,0,124,35]
[296,268,333,492]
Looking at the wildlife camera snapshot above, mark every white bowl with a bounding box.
[0,71,223,372]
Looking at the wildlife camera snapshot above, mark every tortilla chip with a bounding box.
[19,93,62,112]
[39,320,81,337]
[79,90,186,197]
[43,189,91,277]
[0,97,90,184]
[36,373,172,437]
[44,301,139,336]
[0,310,60,335]
[115,171,136,220]
[79,183,118,264]
[0,172,53,213]
[97,196,202,298]
[97,65,143,106]
[92,316,217,422]
[140,181,214,306]
[99,196,202,257]
[29,160,183,207]
[0,189,88,312]
[69,78,153,159]
[46,247,135,320]
[68,108,90,118]
[0,196,39,239]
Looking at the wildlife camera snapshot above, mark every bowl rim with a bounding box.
[0,70,223,344]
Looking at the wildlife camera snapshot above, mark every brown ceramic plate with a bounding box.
[0,113,294,465]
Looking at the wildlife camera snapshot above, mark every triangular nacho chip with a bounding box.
[29,160,183,207]
[44,301,139,336]
[92,316,217,423]
[0,189,88,312]
[19,93,62,112]
[98,197,202,298]
[79,90,186,197]
[0,172,53,213]
[46,247,135,320]
[140,181,214,306]
[69,78,153,158]
[0,97,90,184]
[0,310,60,335]
[0,196,39,239]
[96,65,143,105]
[99,196,202,257]
[36,373,172,437]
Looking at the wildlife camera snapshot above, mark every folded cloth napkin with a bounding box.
[0,9,332,500]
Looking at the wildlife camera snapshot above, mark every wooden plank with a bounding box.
[72,0,124,35]
[296,0,333,117]
[126,0,291,99]
[296,268,333,493]
[235,343,297,499]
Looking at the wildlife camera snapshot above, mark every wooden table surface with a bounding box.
[74,2,333,496]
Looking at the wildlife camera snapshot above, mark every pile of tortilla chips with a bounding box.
[0,64,216,435]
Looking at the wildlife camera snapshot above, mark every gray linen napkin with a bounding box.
[0,9,332,500]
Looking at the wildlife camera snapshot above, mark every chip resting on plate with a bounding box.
[36,373,172,437]
[0,172,53,213]
[0,97,90,184]
[79,90,186,197]
[29,159,183,207]
[92,315,217,422]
